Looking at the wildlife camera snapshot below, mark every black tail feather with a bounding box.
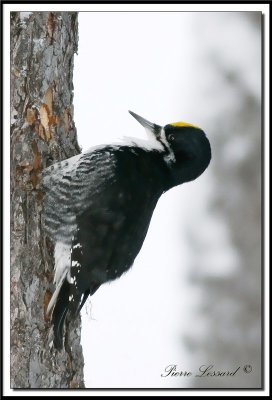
[51,281,99,349]
[51,279,70,350]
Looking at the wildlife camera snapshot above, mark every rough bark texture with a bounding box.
[10,11,85,388]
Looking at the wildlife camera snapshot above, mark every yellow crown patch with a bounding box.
[170,121,200,129]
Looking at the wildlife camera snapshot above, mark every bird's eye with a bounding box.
[168,134,175,142]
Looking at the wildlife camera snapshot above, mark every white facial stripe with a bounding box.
[159,127,176,164]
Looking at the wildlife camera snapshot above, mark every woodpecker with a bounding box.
[42,111,211,349]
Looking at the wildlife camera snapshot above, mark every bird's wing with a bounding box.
[44,147,123,321]
[42,147,118,244]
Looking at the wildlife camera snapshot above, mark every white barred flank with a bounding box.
[42,147,118,243]
[46,241,72,314]
[53,242,71,284]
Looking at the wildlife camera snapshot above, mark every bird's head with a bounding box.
[129,111,211,187]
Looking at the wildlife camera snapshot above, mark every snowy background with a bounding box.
[73,11,262,389]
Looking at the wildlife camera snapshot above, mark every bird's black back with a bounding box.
[70,146,170,300]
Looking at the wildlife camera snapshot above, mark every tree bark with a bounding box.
[10,11,85,388]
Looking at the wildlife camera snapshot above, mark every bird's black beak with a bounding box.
[129,111,161,138]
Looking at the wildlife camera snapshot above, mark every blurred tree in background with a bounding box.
[182,12,262,389]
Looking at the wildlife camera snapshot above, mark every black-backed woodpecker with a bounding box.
[42,111,211,349]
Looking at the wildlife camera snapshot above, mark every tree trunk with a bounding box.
[10,11,85,388]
